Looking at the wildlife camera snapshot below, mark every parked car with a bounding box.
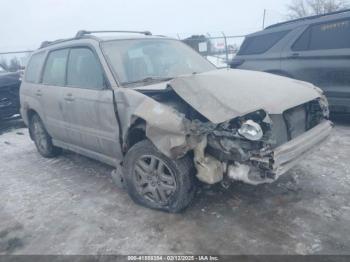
[0,64,21,120]
[20,30,332,212]
[231,9,350,113]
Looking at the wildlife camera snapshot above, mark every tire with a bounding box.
[123,140,196,213]
[29,114,61,158]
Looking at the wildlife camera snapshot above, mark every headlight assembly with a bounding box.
[319,95,330,118]
[238,120,263,141]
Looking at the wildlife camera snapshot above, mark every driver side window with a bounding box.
[67,48,105,89]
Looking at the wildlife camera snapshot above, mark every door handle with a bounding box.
[287,53,300,59]
[35,90,42,97]
[64,93,75,102]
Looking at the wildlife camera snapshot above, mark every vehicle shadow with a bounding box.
[194,170,302,212]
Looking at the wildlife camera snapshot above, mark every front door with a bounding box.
[62,47,122,160]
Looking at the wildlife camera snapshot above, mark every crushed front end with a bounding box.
[190,98,333,185]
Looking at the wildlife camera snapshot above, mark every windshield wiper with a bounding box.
[123,76,174,86]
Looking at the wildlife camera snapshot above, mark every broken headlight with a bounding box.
[238,120,263,141]
[319,95,330,118]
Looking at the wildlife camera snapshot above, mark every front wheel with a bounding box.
[29,114,61,158]
[123,140,196,213]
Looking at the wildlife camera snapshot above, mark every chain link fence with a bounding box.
[0,32,247,70]
[0,51,33,72]
[179,33,246,68]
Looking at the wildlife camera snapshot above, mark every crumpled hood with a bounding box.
[168,69,322,124]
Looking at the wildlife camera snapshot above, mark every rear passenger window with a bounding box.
[25,52,46,83]
[293,19,350,51]
[42,49,69,86]
[238,30,290,55]
[67,48,104,89]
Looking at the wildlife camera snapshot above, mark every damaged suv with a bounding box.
[20,30,333,212]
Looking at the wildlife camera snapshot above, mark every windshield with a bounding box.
[102,38,216,85]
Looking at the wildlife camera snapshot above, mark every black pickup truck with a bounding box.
[0,64,21,120]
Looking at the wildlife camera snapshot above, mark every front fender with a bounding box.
[114,88,191,159]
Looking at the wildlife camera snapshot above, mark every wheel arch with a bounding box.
[124,117,147,154]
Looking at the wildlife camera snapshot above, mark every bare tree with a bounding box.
[0,57,9,70]
[287,0,350,19]
[8,57,21,72]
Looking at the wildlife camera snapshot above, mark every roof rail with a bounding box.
[39,38,75,49]
[40,41,53,48]
[266,8,350,29]
[39,30,153,49]
[75,30,152,38]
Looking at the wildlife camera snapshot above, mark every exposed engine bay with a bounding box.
[135,85,331,186]
[111,69,333,187]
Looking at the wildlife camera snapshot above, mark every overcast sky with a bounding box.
[1,0,290,52]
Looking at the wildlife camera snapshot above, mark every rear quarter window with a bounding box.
[238,30,290,55]
[25,52,46,83]
[293,18,350,51]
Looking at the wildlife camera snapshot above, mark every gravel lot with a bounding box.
[0,116,350,255]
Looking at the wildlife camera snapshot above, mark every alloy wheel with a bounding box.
[133,155,177,205]
[33,119,48,152]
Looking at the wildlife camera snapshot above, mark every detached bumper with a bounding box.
[272,120,333,177]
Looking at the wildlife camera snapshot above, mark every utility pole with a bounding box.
[221,32,229,68]
[262,9,266,29]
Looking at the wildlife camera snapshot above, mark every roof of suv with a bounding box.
[38,30,168,50]
[248,9,350,36]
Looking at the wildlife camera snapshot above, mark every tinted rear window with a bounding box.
[238,30,289,55]
[25,52,46,83]
[42,49,69,86]
[293,18,350,51]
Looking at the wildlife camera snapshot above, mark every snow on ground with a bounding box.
[0,117,350,255]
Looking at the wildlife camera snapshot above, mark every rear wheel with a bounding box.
[29,114,61,158]
[123,140,196,213]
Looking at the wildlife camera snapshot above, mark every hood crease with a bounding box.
[168,69,321,124]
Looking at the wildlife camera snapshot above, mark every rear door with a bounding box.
[281,18,350,109]
[62,47,121,160]
[40,49,69,142]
